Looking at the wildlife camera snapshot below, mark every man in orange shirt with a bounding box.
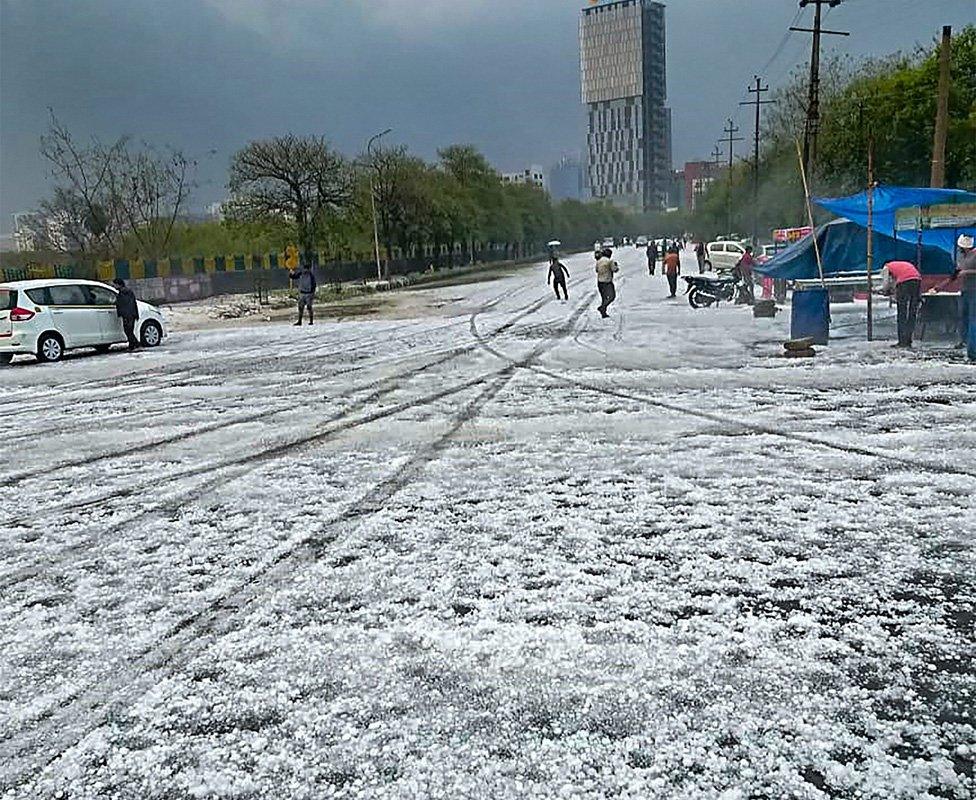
[663,247,681,298]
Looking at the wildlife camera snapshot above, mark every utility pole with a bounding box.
[720,118,744,237]
[866,134,876,341]
[793,0,848,183]
[711,145,723,170]
[740,75,773,246]
[931,25,952,188]
[856,97,876,341]
[366,128,392,282]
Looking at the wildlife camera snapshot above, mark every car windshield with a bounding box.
[0,289,15,310]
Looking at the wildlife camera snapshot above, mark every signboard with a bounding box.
[895,202,976,232]
[772,226,812,244]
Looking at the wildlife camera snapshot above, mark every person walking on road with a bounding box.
[663,247,681,298]
[548,256,570,301]
[881,260,922,348]
[112,278,140,350]
[695,241,707,273]
[289,261,317,326]
[595,248,619,318]
[646,240,658,275]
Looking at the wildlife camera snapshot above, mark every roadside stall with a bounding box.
[815,187,976,342]
[755,218,955,343]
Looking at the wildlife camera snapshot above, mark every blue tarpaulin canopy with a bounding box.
[755,219,954,280]
[815,186,976,254]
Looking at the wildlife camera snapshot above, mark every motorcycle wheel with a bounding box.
[689,288,715,309]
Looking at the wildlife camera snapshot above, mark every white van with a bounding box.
[0,279,166,364]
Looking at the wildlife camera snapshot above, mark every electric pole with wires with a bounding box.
[793,0,848,183]
[740,76,774,247]
[720,119,744,237]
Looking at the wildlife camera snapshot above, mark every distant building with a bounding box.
[683,160,720,211]
[206,201,226,221]
[12,212,70,252]
[501,166,548,191]
[670,169,686,211]
[580,0,672,212]
[549,156,584,202]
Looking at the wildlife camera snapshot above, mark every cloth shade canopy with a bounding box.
[755,219,954,281]
[814,186,976,255]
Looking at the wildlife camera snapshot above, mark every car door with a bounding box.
[726,243,745,269]
[86,285,124,343]
[708,243,725,269]
[46,284,102,347]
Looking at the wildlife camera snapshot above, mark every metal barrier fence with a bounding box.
[1,244,542,285]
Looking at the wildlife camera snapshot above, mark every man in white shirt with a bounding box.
[595,248,620,318]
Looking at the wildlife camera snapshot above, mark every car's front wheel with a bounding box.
[141,320,163,348]
[0,353,12,366]
[37,333,64,363]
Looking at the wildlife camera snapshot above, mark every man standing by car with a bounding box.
[113,278,140,349]
[289,261,317,326]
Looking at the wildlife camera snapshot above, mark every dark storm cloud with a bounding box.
[1,0,972,230]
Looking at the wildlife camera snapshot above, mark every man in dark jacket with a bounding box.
[646,240,658,275]
[289,262,317,326]
[113,278,140,349]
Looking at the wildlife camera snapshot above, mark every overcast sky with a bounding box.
[1,0,972,232]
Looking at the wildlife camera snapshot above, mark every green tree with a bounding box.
[227,135,351,254]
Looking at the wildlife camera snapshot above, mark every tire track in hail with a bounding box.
[0,281,579,590]
[0,276,593,793]
[0,281,549,491]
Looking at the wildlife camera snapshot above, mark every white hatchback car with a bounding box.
[705,240,749,272]
[0,279,166,365]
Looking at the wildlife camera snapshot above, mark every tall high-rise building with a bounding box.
[579,0,672,212]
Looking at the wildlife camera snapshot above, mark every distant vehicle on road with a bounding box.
[635,236,648,248]
[705,240,749,272]
[757,244,780,264]
[0,278,166,364]
[601,237,615,250]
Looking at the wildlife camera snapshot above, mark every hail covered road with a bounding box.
[0,247,973,799]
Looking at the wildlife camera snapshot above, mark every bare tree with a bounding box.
[39,113,124,255]
[37,112,193,259]
[106,145,192,258]
[227,135,351,254]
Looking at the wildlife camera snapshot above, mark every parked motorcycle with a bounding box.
[683,274,740,308]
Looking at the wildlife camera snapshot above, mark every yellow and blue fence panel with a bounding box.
[2,252,317,284]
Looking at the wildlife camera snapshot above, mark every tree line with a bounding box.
[689,25,976,241]
[20,120,640,267]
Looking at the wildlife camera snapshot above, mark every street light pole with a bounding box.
[367,128,392,282]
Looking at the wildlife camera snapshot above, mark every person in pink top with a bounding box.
[881,260,922,347]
